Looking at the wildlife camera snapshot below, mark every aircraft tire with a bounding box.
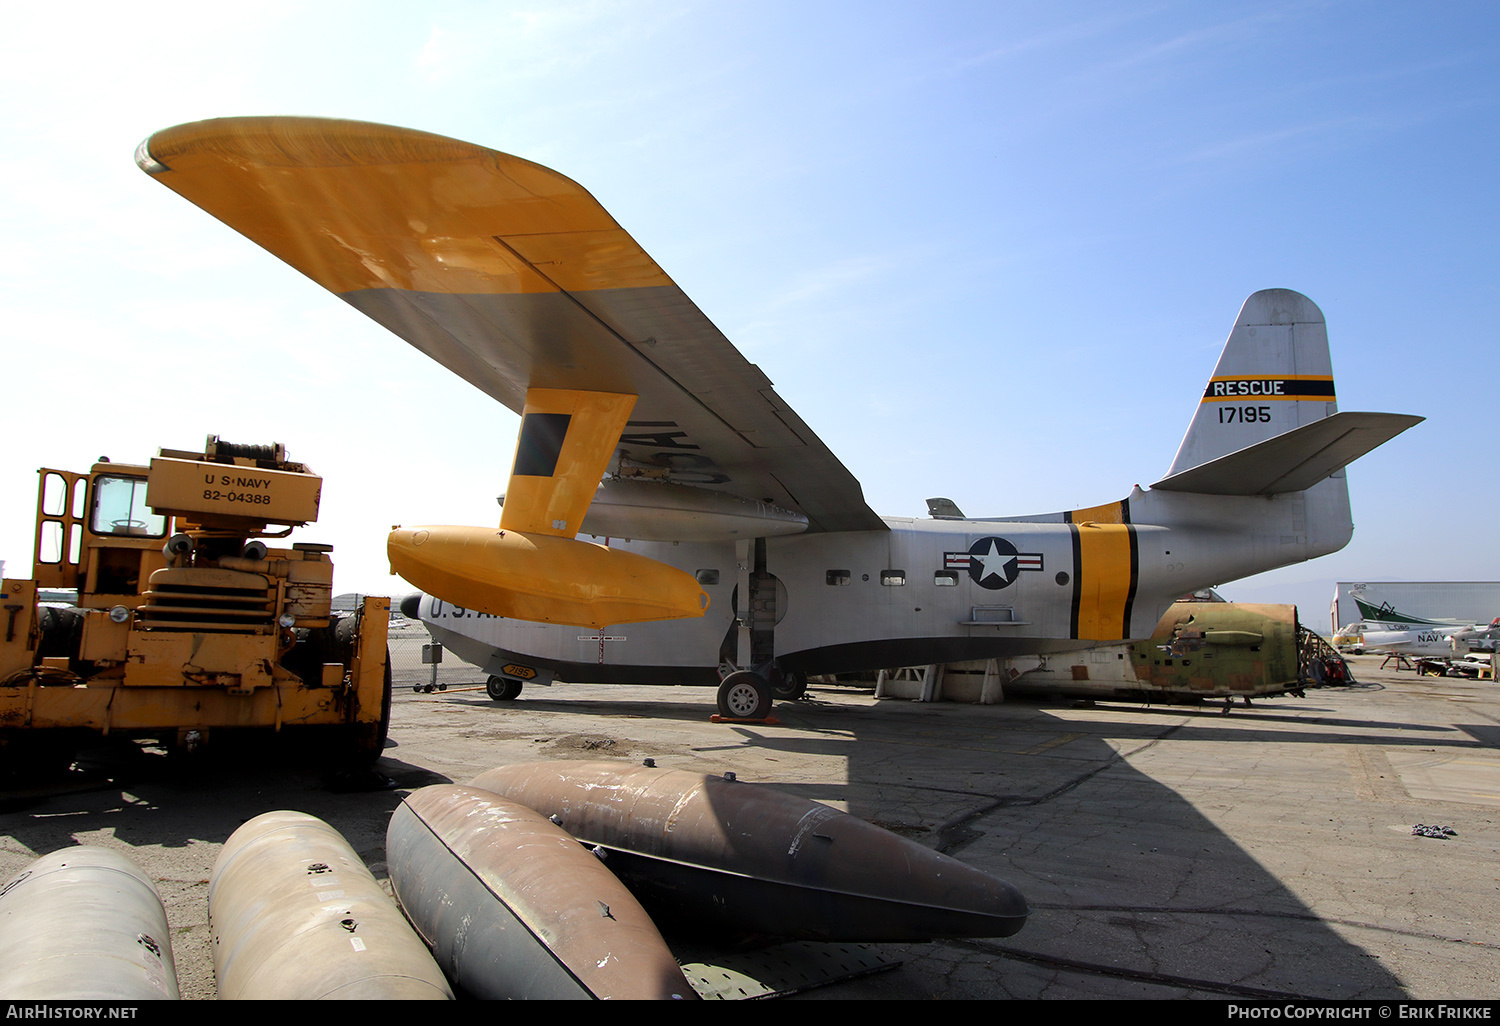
[487,675,523,701]
[772,669,808,701]
[717,671,772,720]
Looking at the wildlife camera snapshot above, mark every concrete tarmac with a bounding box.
[1,652,1496,1000]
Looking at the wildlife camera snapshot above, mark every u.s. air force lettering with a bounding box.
[944,537,1043,590]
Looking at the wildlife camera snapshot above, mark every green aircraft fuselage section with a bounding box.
[1129,602,1299,695]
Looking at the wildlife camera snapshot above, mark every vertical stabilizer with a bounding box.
[1135,288,1419,601]
[1165,289,1336,479]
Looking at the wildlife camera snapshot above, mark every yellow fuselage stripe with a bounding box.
[1069,515,1137,641]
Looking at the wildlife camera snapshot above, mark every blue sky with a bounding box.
[2,1,1495,626]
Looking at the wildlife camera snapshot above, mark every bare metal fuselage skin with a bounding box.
[423,477,1352,685]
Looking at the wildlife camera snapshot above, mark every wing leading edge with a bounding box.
[138,117,885,534]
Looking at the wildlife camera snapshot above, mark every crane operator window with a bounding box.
[92,476,167,537]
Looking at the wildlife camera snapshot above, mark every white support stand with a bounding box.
[919,663,943,702]
[980,658,1006,704]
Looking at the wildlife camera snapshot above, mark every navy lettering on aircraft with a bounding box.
[944,537,1043,590]
[1203,377,1336,400]
[618,420,730,484]
[619,422,701,450]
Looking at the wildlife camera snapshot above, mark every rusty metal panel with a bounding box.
[283,555,333,622]
[123,632,276,690]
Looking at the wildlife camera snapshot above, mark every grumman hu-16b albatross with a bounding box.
[137,117,1422,720]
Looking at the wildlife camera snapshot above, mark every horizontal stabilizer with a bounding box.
[1150,411,1422,496]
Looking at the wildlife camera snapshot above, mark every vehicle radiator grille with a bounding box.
[135,581,276,633]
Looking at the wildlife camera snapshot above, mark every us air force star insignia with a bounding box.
[942,537,1044,590]
[971,537,1020,588]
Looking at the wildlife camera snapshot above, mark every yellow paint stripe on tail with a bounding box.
[1066,500,1129,526]
[1071,523,1137,641]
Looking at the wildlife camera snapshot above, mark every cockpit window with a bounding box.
[91,476,166,537]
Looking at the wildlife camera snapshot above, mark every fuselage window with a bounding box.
[880,570,906,586]
[826,570,850,586]
[935,571,959,586]
[695,569,720,585]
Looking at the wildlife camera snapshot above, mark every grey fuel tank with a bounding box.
[388,783,697,1000]
[472,761,1029,941]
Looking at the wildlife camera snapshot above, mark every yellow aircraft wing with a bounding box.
[138,117,885,534]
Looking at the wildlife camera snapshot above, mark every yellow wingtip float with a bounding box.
[387,525,708,630]
[388,387,709,628]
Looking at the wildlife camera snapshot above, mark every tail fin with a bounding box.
[1165,289,1336,478]
[1154,289,1419,495]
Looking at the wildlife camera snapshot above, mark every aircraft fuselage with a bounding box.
[423,477,1351,686]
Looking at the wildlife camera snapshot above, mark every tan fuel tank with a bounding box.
[209,810,452,1000]
[472,761,1030,942]
[0,846,179,999]
[388,784,697,1000]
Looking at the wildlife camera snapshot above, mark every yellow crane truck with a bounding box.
[0,437,389,773]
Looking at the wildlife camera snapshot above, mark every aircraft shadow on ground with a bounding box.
[762,694,1412,1000]
[417,681,1428,998]
[779,686,1485,753]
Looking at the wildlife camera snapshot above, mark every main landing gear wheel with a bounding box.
[487,675,523,701]
[717,670,772,720]
[772,669,808,701]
